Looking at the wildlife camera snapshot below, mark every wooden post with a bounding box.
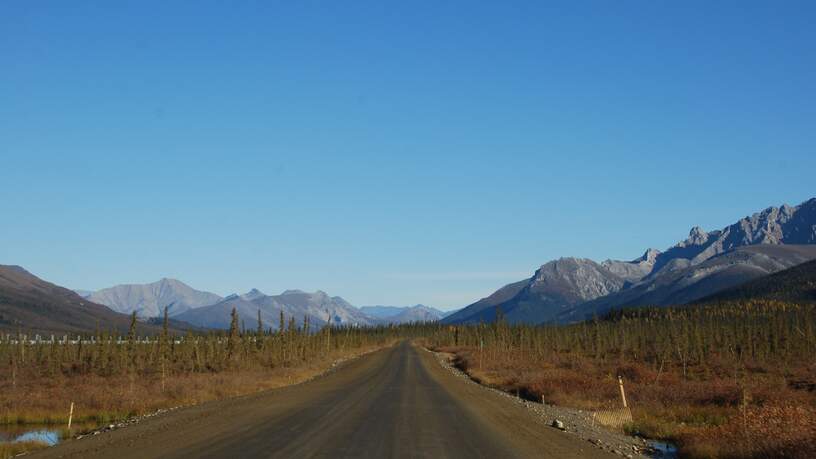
[479,339,484,370]
[618,376,627,408]
[67,402,74,429]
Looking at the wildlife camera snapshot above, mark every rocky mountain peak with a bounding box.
[531,258,624,302]
[240,288,266,301]
[87,279,223,318]
[681,226,710,247]
[637,248,661,264]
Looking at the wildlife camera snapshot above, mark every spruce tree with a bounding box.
[160,306,169,391]
[279,311,285,335]
[228,307,240,362]
[256,309,264,350]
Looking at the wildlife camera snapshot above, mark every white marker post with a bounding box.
[68,402,74,429]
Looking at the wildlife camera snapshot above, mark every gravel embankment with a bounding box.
[426,348,667,459]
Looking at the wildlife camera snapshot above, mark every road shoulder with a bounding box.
[416,343,647,458]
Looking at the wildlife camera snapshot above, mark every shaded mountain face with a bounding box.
[360,305,445,324]
[697,257,816,304]
[0,265,171,335]
[176,289,375,330]
[447,197,816,325]
[441,280,528,324]
[87,278,222,318]
[174,294,279,331]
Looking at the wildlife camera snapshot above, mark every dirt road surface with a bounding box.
[31,341,618,458]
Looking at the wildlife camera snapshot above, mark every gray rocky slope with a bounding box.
[86,278,223,318]
[563,244,816,322]
[176,289,376,330]
[444,258,626,324]
[445,197,816,324]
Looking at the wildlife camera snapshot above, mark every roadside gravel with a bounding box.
[426,348,665,459]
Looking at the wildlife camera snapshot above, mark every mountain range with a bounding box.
[563,244,816,322]
[81,279,451,331]
[0,265,179,335]
[444,197,816,324]
[5,265,448,333]
[175,289,377,331]
[9,196,814,332]
[360,305,448,324]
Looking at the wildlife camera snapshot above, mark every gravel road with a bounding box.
[31,341,622,458]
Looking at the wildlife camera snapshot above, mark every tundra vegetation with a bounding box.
[425,300,816,459]
[2,301,815,459]
[0,308,411,457]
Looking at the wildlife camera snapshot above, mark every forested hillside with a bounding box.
[699,259,816,304]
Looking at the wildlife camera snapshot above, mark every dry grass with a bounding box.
[680,404,816,459]
[0,343,387,458]
[436,346,816,459]
[2,344,384,425]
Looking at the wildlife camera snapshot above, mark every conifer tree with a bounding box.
[160,306,169,390]
[279,311,285,335]
[256,309,264,350]
[228,307,240,364]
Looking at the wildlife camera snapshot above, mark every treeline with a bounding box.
[425,300,816,373]
[5,300,814,385]
[1,308,430,387]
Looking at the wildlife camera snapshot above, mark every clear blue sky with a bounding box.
[2,2,814,309]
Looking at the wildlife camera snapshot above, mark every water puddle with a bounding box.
[0,425,64,446]
[0,422,96,447]
[647,440,679,458]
